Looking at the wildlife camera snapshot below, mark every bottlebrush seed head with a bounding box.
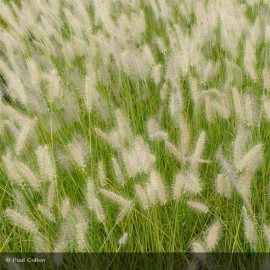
[242,206,257,248]
[118,232,128,246]
[5,208,38,233]
[205,220,222,251]
[187,200,209,214]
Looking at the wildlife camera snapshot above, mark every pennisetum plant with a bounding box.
[0,0,269,256]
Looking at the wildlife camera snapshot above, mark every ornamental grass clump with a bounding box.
[0,0,270,255]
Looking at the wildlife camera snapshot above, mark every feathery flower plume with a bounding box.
[115,109,133,142]
[94,110,133,150]
[147,117,168,141]
[121,50,133,77]
[244,94,258,127]
[67,135,89,169]
[0,2,20,33]
[178,116,190,159]
[5,208,38,233]
[47,69,61,102]
[148,170,167,205]
[86,179,106,223]
[116,200,133,223]
[263,96,270,121]
[135,184,150,210]
[94,128,121,149]
[0,119,4,135]
[15,117,37,155]
[121,50,149,79]
[151,64,162,85]
[74,206,89,251]
[47,180,56,209]
[54,216,74,253]
[215,174,232,199]
[174,171,202,198]
[112,157,125,185]
[189,77,201,112]
[84,75,95,113]
[216,148,238,186]
[233,128,250,167]
[164,141,182,162]
[211,94,231,120]
[37,204,55,222]
[13,188,28,211]
[118,232,128,247]
[243,40,257,81]
[146,182,157,205]
[224,59,239,87]
[0,102,27,124]
[60,198,71,219]
[205,220,222,251]
[160,83,169,102]
[242,207,257,248]
[232,88,245,123]
[99,189,130,207]
[62,92,79,124]
[121,136,156,177]
[191,241,206,253]
[100,189,132,223]
[63,8,83,37]
[190,131,208,172]
[205,95,213,122]
[263,224,270,245]
[187,201,209,214]
[169,90,183,124]
[142,44,155,67]
[191,241,207,261]
[200,88,221,99]
[8,75,28,105]
[33,233,48,252]
[236,143,263,173]
[94,91,109,121]
[155,36,166,55]
[56,149,71,171]
[2,120,19,138]
[236,172,253,204]
[16,161,40,191]
[263,68,270,91]
[173,173,184,200]
[35,145,56,181]
[184,172,202,194]
[97,160,107,186]
[201,60,220,83]
[2,150,22,184]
